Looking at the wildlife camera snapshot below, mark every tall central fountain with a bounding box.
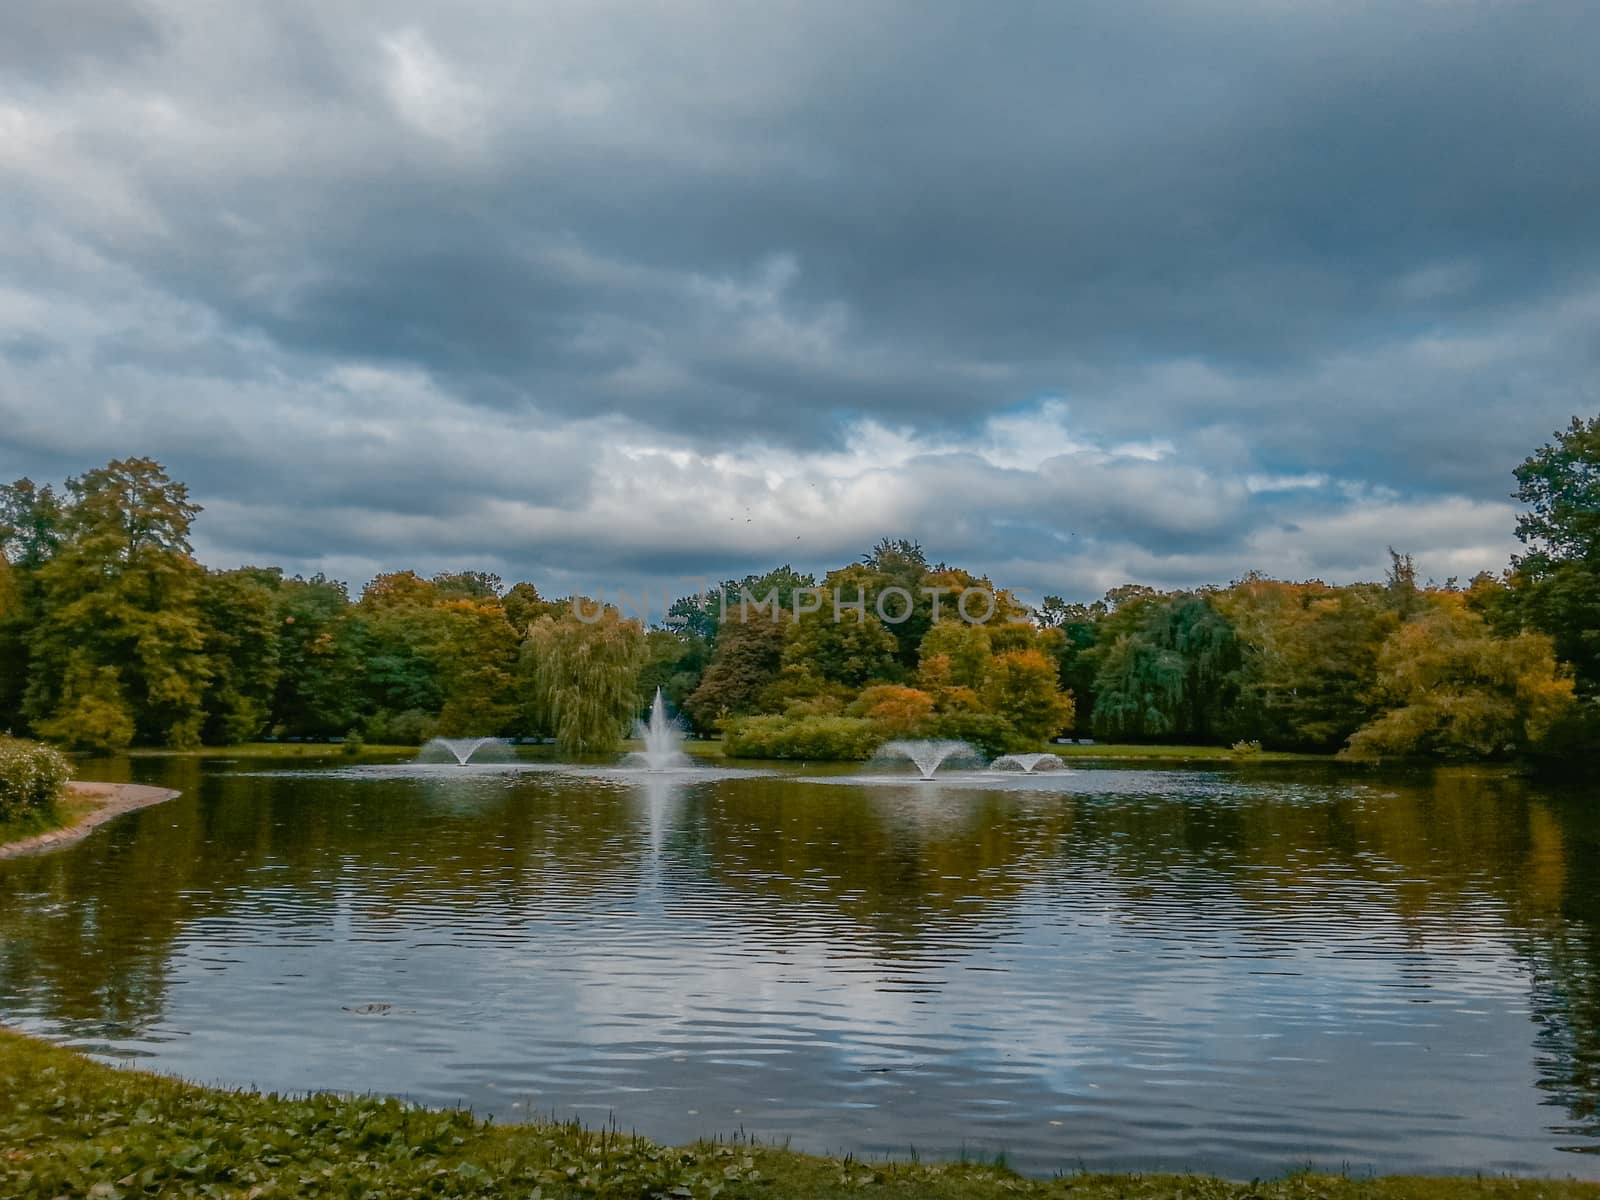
[627,689,690,772]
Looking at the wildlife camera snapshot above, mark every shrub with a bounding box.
[1230,739,1263,758]
[926,710,1016,759]
[0,737,72,824]
[846,685,936,736]
[722,715,883,760]
[364,708,437,746]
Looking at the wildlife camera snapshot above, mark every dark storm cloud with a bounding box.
[0,0,1594,595]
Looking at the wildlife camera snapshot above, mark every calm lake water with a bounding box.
[1,756,1597,1178]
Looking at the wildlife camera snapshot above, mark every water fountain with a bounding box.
[875,739,980,781]
[624,689,690,772]
[991,752,1066,773]
[420,736,503,765]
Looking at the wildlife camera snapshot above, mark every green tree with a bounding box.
[503,582,566,635]
[198,568,283,744]
[358,571,447,728]
[525,606,646,754]
[34,658,136,752]
[783,604,899,688]
[24,458,209,747]
[1038,596,1103,737]
[918,620,992,691]
[1511,415,1600,694]
[1091,593,1245,743]
[639,628,711,720]
[271,574,363,738]
[684,614,788,730]
[433,597,519,735]
[0,479,65,733]
[1216,576,1394,751]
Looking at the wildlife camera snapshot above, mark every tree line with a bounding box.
[1,416,1596,763]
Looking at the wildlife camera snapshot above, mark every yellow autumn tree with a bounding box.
[1343,594,1574,760]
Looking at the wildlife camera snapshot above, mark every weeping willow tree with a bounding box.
[1091,594,1246,742]
[525,605,647,754]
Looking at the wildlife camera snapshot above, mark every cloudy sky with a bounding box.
[2,0,1596,607]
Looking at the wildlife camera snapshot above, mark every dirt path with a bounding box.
[0,782,182,859]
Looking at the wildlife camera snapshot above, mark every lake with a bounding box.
[1,756,1596,1179]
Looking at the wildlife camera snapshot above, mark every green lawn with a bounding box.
[0,1031,1591,1200]
[125,742,420,760]
[1047,743,1330,763]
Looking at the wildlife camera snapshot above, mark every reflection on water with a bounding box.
[0,758,1596,1178]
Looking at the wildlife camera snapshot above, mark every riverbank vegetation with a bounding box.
[0,737,71,842]
[1,417,1597,765]
[2,1030,1594,1200]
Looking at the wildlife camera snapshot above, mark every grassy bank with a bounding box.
[0,791,94,848]
[1,1032,1592,1200]
[125,742,420,760]
[1050,743,1329,763]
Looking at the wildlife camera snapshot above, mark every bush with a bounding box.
[0,737,72,824]
[926,710,1016,758]
[722,715,883,760]
[363,708,437,746]
[1230,739,1263,758]
[846,685,936,736]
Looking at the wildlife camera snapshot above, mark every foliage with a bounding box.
[640,628,711,720]
[270,574,364,738]
[433,598,520,735]
[1343,596,1574,760]
[7,1031,1582,1200]
[34,658,136,753]
[23,458,209,748]
[0,737,71,823]
[684,615,787,730]
[1091,593,1244,743]
[1216,576,1394,751]
[919,620,993,691]
[197,568,282,744]
[783,603,900,688]
[526,607,646,754]
[4,433,1598,767]
[722,714,883,760]
[846,684,936,735]
[923,709,1016,759]
[981,648,1076,748]
[1038,596,1103,737]
[1510,415,1600,695]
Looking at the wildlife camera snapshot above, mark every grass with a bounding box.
[1046,743,1329,763]
[0,792,97,849]
[1,1032,1593,1200]
[125,742,420,760]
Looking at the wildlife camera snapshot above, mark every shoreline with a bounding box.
[2,1029,1595,1198]
[0,781,181,859]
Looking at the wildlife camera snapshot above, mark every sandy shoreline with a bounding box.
[0,781,182,859]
